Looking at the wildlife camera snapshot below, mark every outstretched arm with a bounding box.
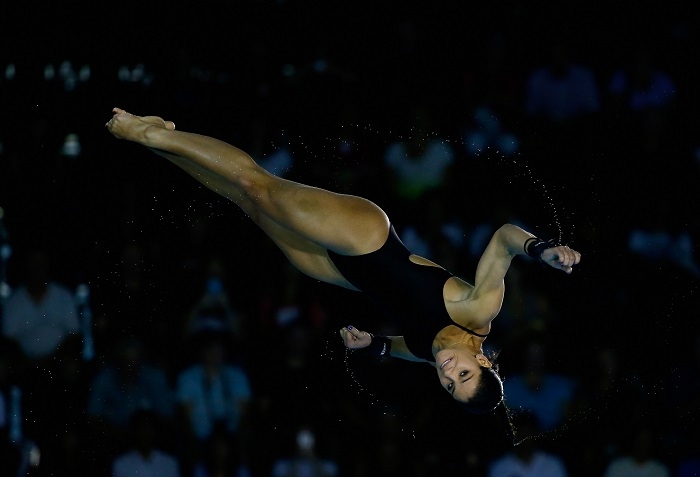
[469,224,581,325]
[339,327,432,364]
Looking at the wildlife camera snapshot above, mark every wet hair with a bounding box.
[493,400,516,448]
[458,362,516,448]
[461,365,504,415]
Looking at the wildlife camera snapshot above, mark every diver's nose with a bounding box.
[442,366,457,379]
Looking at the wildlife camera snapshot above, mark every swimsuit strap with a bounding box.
[451,321,489,338]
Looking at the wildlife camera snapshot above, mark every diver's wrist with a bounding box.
[352,334,391,360]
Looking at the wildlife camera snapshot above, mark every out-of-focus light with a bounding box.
[189,66,212,82]
[257,148,293,177]
[0,242,10,260]
[497,133,519,155]
[79,64,91,82]
[296,428,315,452]
[131,64,144,82]
[313,58,328,73]
[474,106,500,133]
[44,64,55,81]
[59,60,73,79]
[60,133,82,157]
[5,64,15,80]
[28,442,41,468]
[118,65,130,81]
[119,64,153,85]
[465,131,487,155]
[282,64,296,77]
[216,72,230,84]
[0,281,10,300]
[58,60,78,91]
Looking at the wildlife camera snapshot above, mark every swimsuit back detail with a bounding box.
[327,225,485,362]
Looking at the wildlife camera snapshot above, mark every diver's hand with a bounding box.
[540,245,581,274]
[339,326,372,349]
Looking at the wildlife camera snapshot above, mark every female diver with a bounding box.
[105,108,581,417]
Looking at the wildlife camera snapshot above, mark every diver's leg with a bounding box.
[107,110,390,285]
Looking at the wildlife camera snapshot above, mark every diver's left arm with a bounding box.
[470,224,581,324]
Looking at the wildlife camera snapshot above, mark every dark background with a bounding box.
[1,1,699,476]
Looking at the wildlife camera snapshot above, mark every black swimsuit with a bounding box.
[327,225,486,362]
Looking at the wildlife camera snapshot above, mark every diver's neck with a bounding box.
[433,326,485,355]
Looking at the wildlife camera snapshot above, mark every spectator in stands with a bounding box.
[383,108,455,214]
[270,425,339,477]
[502,341,578,432]
[192,428,253,477]
[0,338,22,476]
[112,409,180,477]
[525,40,600,123]
[2,248,79,361]
[184,256,244,339]
[602,426,671,477]
[488,412,569,477]
[608,41,676,157]
[87,336,173,435]
[176,333,252,466]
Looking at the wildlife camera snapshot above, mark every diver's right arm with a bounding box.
[339,327,432,364]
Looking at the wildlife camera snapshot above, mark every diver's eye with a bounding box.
[447,383,453,391]
[460,371,467,377]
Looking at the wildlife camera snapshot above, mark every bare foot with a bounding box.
[105,107,175,143]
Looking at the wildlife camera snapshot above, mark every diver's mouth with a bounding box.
[440,357,453,370]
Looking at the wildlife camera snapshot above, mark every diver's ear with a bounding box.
[476,353,493,368]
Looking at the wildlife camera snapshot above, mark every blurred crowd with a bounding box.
[1,3,700,476]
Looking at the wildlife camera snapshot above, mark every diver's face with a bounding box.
[435,349,491,402]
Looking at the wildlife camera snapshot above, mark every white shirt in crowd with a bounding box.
[488,451,568,477]
[112,449,180,477]
[2,283,79,359]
